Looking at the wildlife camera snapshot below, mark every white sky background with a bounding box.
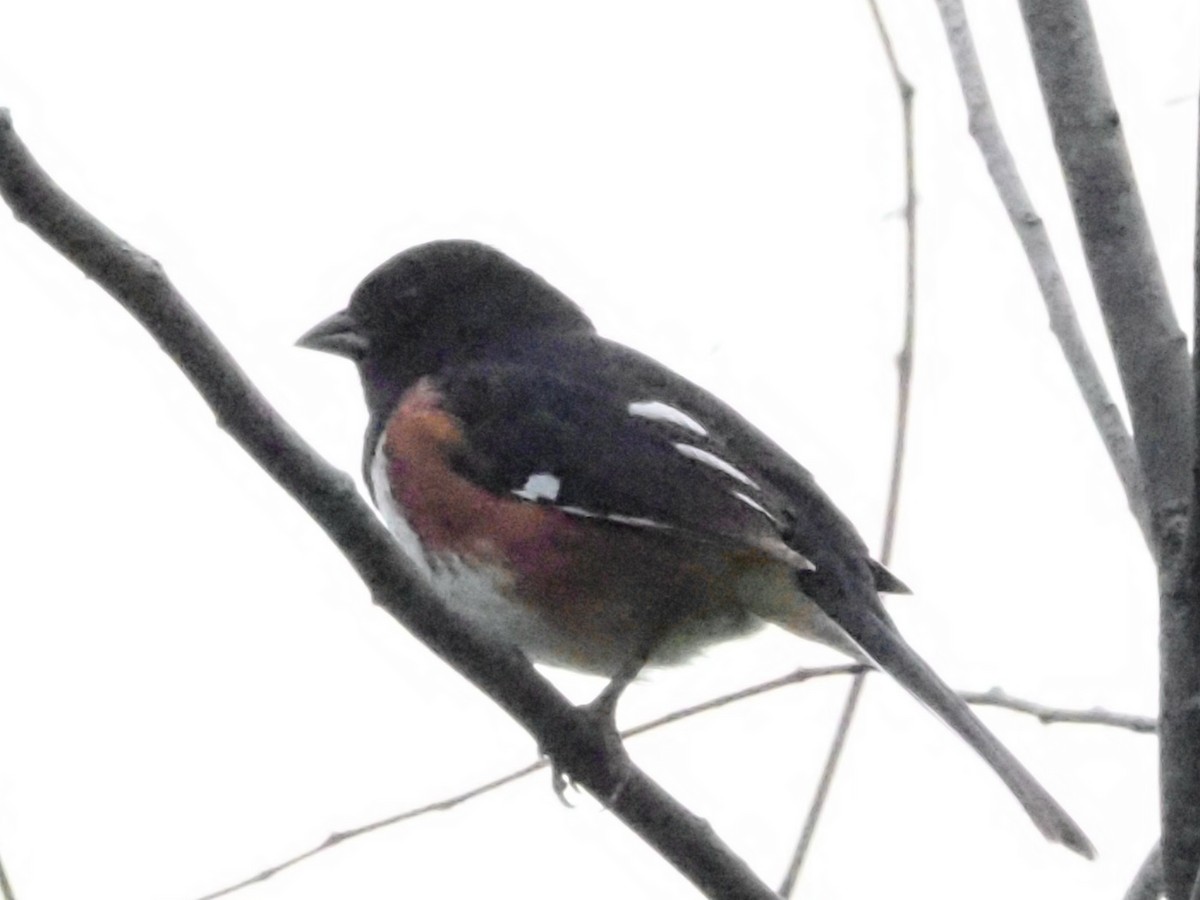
[0,2,1196,898]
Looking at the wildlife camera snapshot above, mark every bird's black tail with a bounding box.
[811,602,1095,858]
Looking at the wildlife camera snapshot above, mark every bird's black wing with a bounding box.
[432,359,814,571]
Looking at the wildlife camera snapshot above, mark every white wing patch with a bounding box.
[673,443,758,489]
[512,472,562,502]
[558,504,600,519]
[731,490,779,523]
[605,513,671,529]
[627,400,708,436]
[558,505,671,530]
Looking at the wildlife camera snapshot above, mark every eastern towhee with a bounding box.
[299,239,1092,857]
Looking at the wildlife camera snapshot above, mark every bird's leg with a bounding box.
[587,600,684,729]
[586,650,648,729]
[550,625,669,806]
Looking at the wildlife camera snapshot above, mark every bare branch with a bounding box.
[960,687,1155,733]
[870,1,917,574]
[780,673,866,897]
[195,761,547,900]
[0,110,780,900]
[780,3,915,895]
[622,664,867,737]
[933,0,1154,556]
[1177,83,1200,900]
[1189,84,1200,900]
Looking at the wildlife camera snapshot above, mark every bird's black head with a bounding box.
[298,240,595,415]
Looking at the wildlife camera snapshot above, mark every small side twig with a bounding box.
[780,2,916,895]
[195,762,546,900]
[961,687,1155,733]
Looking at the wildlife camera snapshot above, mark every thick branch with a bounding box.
[1185,77,1200,900]
[934,0,1153,555]
[1182,84,1200,900]
[1019,4,1196,897]
[0,110,779,900]
[1166,496,1200,900]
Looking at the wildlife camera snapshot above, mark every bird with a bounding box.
[298,239,1093,858]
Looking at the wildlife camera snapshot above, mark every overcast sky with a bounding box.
[1,2,1197,899]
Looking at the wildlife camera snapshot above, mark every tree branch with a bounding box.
[933,0,1154,556]
[1181,82,1200,900]
[1017,3,1195,896]
[960,687,1155,733]
[779,2,915,894]
[0,109,780,900]
[196,761,547,900]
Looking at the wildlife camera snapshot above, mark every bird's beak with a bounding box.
[297,310,369,360]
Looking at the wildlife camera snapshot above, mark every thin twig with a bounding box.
[623,664,867,737]
[197,664,865,900]
[194,762,546,900]
[961,687,1155,733]
[933,0,1154,557]
[779,2,916,895]
[0,109,780,900]
[779,673,865,897]
[871,0,916,576]
[0,852,15,900]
